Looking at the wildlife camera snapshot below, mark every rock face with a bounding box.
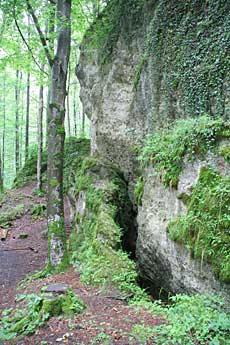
[137,155,230,303]
[77,1,230,177]
[77,0,230,299]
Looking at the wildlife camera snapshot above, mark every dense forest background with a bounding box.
[0,0,99,188]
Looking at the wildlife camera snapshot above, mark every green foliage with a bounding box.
[31,203,46,219]
[0,289,85,340]
[144,0,230,117]
[85,0,145,64]
[69,156,149,301]
[90,332,112,345]
[154,294,230,344]
[168,167,230,283]
[134,176,144,205]
[63,137,90,192]
[131,324,155,344]
[219,144,230,163]
[0,203,24,228]
[139,116,230,187]
[14,146,47,188]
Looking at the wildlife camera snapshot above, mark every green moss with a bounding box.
[219,144,230,163]
[60,289,86,317]
[14,137,90,189]
[134,54,148,90]
[0,204,24,228]
[168,167,230,283]
[0,289,85,340]
[56,126,65,135]
[139,116,230,187]
[47,217,69,273]
[41,298,62,317]
[69,156,148,301]
[84,0,145,65]
[14,147,47,188]
[50,178,58,188]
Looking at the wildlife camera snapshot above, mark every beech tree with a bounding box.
[27,0,72,270]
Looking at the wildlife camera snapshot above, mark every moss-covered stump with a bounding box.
[41,285,85,318]
[0,287,85,340]
[68,156,145,299]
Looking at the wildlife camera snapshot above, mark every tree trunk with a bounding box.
[37,70,44,191]
[73,82,77,137]
[2,75,6,177]
[82,112,85,136]
[15,70,20,174]
[66,63,71,137]
[25,16,30,161]
[47,0,71,271]
[25,72,30,161]
[0,144,3,193]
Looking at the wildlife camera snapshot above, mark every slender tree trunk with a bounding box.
[15,70,20,173]
[46,0,55,146]
[25,16,30,161]
[66,63,71,137]
[73,82,77,137]
[0,144,3,193]
[2,75,6,176]
[37,69,44,191]
[25,72,30,161]
[20,75,24,167]
[47,0,71,271]
[82,112,85,136]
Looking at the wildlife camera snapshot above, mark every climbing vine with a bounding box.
[145,0,230,117]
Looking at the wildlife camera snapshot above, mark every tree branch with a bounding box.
[14,16,48,76]
[26,0,54,67]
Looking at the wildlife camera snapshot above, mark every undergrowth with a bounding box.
[168,167,230,283]
[139,116,230,187]
[0,289,85,340]
[0,204,25,228]
[69,156,149,302]
[153,294,230,344]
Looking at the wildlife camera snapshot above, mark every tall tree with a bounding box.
[0,143,3,193]
[15,70,20,173]
[37,68,44,191]
[27,0,72,270]
[25,15,31,161]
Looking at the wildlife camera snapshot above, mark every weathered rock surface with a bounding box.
[77,1,230,300]
[137,155,230,303]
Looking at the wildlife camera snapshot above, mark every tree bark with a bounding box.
[47,0,71,271]
[0,144,3,193]
[73,82,77,137]
[25,72,30,161]
[37,69,44,191]
[2,75,6,177]
[66,63,71,137]
[15,70,20,174]
[25,15,30,161]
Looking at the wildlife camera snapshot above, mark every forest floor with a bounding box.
[0,183,163,345]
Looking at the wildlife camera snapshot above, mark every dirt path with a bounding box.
[0,183,163,344]
[0,183,48,310]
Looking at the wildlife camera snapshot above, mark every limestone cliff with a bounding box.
[77,0,230,300]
